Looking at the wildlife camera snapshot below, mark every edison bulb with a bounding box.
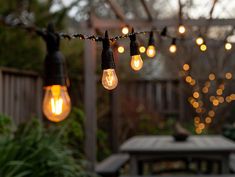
[225,42,232,50]
[196,37,204,45]
[117,46,125,53]
[130,55,143,71]
[43,85,71,122]
[102,69,118,90]
[139,46,146,53]
[146,45,156,58]
[122,26,129,35]
[200,44,207,51]
[169,45,177,53]
[178,25,186,34]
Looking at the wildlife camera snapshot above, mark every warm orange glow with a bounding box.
[199,123,205,129]
[205,117,212,124]
[139,46,146,53]
[205,81,211,87]
[195,128,202,134]
[216,89,223,95]
[146,45,156,58]
[193,91,200,99]
[208,110,215,117]
[190,79,196,86]
[194,116,200,123]
[43,85,71,122]
[219,84,225,90]
[212,99,219,106]
[183,64,190,71]
[225,42,232,50]
[193,102,199,108]
[202,87,208,93]
[226,96,232,103]
[196,37,204,45]
[130,55,143,71]
[178,25,186,34]
[117,46,125,53]
[102,69,118,90]
[209,73,215,81]
[122,26,129,35]
[218,96,224,103]
[200,44,207,51]
[230,94,235,100]
[185,76,192,83]
[196,108,202,113]
[225,72,232,79]
[169,44,177,53]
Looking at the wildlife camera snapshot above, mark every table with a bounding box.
[120,135,235,175]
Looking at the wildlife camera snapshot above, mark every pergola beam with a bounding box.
[140,0,153,21]
[91,17,235,29]
[106,0,125,20]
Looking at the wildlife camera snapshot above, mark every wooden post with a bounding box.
[84,28,97,171]
[0,69,3,113]
[110,87,120,152]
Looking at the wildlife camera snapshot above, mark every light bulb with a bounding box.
[102,69,118,90]
[130,55,143,71]
[200,44,207,51]
[43,85,71,122]
[139,46,146,53]
[146,45,156,58]
[117,46,125,53]
[225,42,232,50]
[169,45,177,53]
[178,25,186,34]
[122,26,129,35]
[196,37,204,45]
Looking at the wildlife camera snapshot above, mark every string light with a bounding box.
[146,31,156,58]
[121,26,129,35]
[208,73,215,81]
[208,110,215,117]
[193,91,200,99]
[117,46,125,53]
[101,31,118,90]
[178,24,186,34]
[200,43,207,52]
[42,24,71,122]
[139,46,146,53]
[225,72,232,79]
[225,41,232,50]
[205,117,212,124]
[196,36,204,46]
[169,38,177,53]
[182,64,190,71]
[129,29,143,71]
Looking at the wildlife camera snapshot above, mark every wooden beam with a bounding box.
[106,0,125,20]
[140,0,153,21]
[84,28,97,171]
[91,17,235,29]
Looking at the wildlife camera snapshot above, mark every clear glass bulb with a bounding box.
[102,69,118,90]
[43,85,71,122]
[196,37,204,45]
[146,45,156,58]
[169,45,177,53]
[130,55,143,71]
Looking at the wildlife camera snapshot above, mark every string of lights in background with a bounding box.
[1,15,234,123]
[180,62,234,134]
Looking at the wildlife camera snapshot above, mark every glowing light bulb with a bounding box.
[209,73,215,81]
[225,72,232,79]
[139,46,146,53]
[102,69,118,90]
[178,25,186,34]
[43,85,71,122]
[196,37,204,45]
[130,55,143,71]
[146,45,156,58]
[225,42,232,50]
[122,26,129,35]
[200,44,207,51]
[183,64,190,71]
[117,46,125,53]
[169,44,177,53]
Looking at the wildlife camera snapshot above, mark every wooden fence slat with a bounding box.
[0,70,3,113]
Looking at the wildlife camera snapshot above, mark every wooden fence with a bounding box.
[0,67,43,124]
[119,79,185,119]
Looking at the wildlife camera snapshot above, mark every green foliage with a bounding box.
[0,115,95,177]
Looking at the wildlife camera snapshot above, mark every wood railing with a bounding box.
[0,67,43,124]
